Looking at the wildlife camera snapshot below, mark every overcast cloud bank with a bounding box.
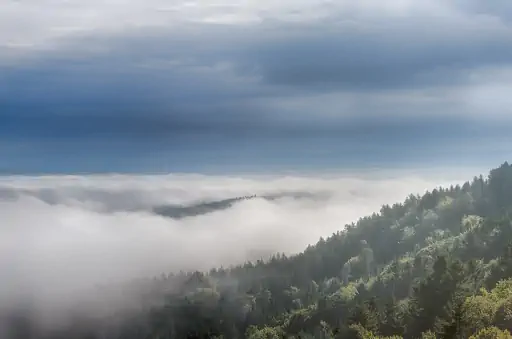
[2,1,512,169]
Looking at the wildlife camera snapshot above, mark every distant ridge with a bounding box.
[152,191,322,219]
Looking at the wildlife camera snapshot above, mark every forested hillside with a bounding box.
[10,163,512,339]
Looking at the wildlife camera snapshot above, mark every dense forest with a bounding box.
[8,162,512,338]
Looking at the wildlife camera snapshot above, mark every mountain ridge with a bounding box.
[7,162,512,339]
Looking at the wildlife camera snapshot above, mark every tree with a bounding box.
[469,327,512,339]
[246,326,284,339]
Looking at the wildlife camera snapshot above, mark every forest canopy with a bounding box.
[6,162,512,339]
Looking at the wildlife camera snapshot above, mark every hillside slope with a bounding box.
[9,162,512,339]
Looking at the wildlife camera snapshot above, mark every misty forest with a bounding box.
[3,162,512,338]
[5,0,512,337]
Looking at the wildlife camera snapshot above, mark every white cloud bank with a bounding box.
[0,168,479,319]
[0,0,460,50]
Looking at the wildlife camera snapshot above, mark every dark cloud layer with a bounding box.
[1,1,512,172]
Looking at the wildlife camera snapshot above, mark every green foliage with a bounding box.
[348,323,403,338]
[469,327,512,339]
[15,162,512,339]
[494,297,512,333]
[336,283,359,302]
[420,330,437,339]
[462,294,496,334]
[246,326,284,339]
[459,279,512,335]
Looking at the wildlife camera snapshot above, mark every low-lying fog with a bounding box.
[0,168,476,328]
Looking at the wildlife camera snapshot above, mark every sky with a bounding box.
[1,0,512,173]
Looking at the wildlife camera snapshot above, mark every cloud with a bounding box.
[255,28,511,91]
[0,169,475,322]
[2,1,512,108]
[1,0,512,172]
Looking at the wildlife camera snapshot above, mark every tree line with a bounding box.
[8,162,512,338]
